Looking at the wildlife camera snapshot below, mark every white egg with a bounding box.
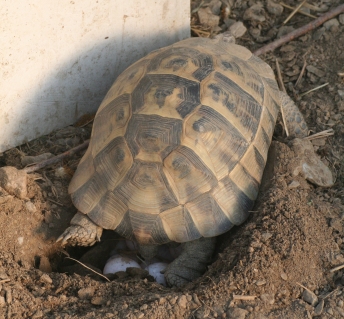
[103,255,141,275]
[145,262,169,286]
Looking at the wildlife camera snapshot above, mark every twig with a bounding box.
[295,60,307,88]
[299,82,329,96]
[303,129,334,140]
[254,4,344,56]
[232,294,256,301]
[283,0,307,25]
[22,140,90,173]
[280,2,317,19]
[329,263,344,273]
[0,279,10,284]
[295,282,313,294]
[275,59,286,93]
[65,257,111,282]
[338,72,344,76]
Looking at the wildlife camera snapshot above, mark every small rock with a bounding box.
[330,218,343,232]
[326,307,334,315]
[25,201,37,213]
[208,0,222,15]
[302,289,318,306]
[229,21,247,38]
[323,18,339,30]
[306,65,325,78]
[261,232,272,240]
[256,280,266,286]
[266,0,283,16]
[290,138,333,187]
[178,295,188,309]
[260,293,275,305]
[280,272,288,280]
[21,153,54,166]
[40,274,53,284]
[277,26,294,38]
[338,90,344,98]
[78,287,95,300]
[243,4,266,22]
[17,237,24,245]
[0,166,27,199]
[314,299,324,316]
[198,7,220,28]
[311,139,326,146]
[227,307,249,319]
[339,14,344,25]
[0,296,5,307]
[137,313,144,319]
[288,181,300,189]
[159,297,166,304]
[91,296,106,305]
[313,27,326,40]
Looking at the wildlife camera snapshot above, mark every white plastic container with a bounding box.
[0,0,190,152]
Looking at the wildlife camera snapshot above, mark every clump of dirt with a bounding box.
[1,1,344,318]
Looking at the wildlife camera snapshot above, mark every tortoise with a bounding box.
[57,34,332,287]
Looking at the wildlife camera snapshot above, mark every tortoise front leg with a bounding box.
[56,212,103,246]
[164,237,216,287]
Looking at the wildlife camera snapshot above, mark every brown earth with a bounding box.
[0,1,344,318]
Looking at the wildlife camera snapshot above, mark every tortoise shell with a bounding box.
[69,37,280,245]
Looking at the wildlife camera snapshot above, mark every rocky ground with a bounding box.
[0,0,344,318]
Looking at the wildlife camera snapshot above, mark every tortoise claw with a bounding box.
[57,212,103,247]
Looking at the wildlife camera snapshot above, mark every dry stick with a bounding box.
[232,294,256,301]
[283,0,307,25]
[253,4,344,56]
[65,257,111,282]
[280,2,317,19]
[22,140,90,174]
[300,82,329,96]
[275,59,289,136]
[295,60,307,88]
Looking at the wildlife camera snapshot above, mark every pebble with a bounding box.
[339,14,344,25]
[198,7,220,28]
[302,289,318,306]
[0,296,5,307]
[288,181,300,189]
[227,307,248,319]
[25,201,37,213]
[178,295,188,309]
[260,293,275,305]
[137,313,144,319]
[306,65,325,78]
[0,166,28,199]
[255,280,266,286]
[266,0,283,16]
[277,26,294,38]
[243,4,266,22]
[4,288,12,304]
[229,21,247,38]
[280,272,288,281]
[338,90,344,98]
[91,296,106,305]
[40,274,52,284]
[78,287,95,300]
[314,299,324,316]
[330,218,342,232]
[323,18,339,30]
